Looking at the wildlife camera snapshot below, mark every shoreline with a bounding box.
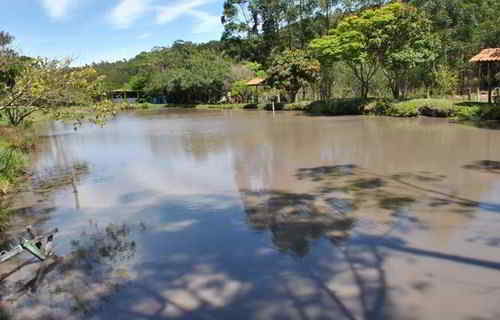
[127,98,500,121]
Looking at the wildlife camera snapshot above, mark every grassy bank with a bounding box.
[75,98,500,122]
[125,103,251,110]
[370,98,500,120]
[0,126,37,230]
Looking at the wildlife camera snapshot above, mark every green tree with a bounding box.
[310,10,380,98]
[142,43,232,104]
[310,3,438,99]
[0,58,114,126]
[267,49,320,102]
[373,3,439,99]
[433,65,458,96]
[0,31,21,93]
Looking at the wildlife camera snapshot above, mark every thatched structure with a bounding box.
[470,48,500,63]
[246,77,266,86]
[470,49,500,104]
[246,78,266,103]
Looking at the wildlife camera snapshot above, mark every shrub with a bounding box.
[284,101,312,110]
[478,105,500,120]
[308,98,367,115]
[243,104,258,109]
[372,99,457,117]
[372,100,393,115]
[388,102,420,117]
[0,149,25,179]
[455,106,481,121]
[433,66,458,96]
[0,148,25,195]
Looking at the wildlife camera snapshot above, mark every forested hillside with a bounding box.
[86,0,500,104]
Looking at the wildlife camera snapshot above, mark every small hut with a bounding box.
[109,90,141,103]
[246,78,266,104]
[469,48,500,104]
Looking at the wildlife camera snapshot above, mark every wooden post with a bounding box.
[488,61,492,104]
[478,63,481,102]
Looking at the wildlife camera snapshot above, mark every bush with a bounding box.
[388,102,420,117]
[455,106,482,121]
[0,148,25,195]
[372,99,457,117]
[284,101,312,110]
[243,104,258,109]
[0,149,25,179]
[307,98,367,115]
[433,66,458,96]
[371,100,393,115]
[479,105,500,120]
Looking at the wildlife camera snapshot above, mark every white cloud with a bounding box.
[108,0,220,34]
[189,10,223,34]
[155,0,212,24]
[138,32,152,39]
[109,0,153,29]
[39,0,73,20]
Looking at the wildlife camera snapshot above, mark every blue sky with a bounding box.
[1,0,225,65]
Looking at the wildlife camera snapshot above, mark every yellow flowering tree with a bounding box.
[0,57,118,126]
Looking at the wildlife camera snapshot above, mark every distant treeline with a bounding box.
[90,0,500,104]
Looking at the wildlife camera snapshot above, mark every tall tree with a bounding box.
[310,10,380,98]
[135,42,232,104]
[310,3,438,99]
[0,31,19,91]
[267,49,320,102]
[372,3,439,99]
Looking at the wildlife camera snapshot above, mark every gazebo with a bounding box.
[109,89,141,103]
[246,77,266,104]
[469,48,500,104]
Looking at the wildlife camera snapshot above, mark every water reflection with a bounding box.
[2,112,500,319]
[242,190,355,256]
[0,221,142,319]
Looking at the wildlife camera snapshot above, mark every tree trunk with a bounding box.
[360,83,369,100]
[391,82,400,100]
[289,88,299,103]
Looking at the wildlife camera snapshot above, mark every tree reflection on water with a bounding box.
[0,221,142,319]
[242,190,355,256]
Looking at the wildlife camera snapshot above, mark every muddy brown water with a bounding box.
[2,110,500,320]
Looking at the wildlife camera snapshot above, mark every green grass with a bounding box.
[395,99,456,117]
[0,125,32,230]
[369,98,500,120]
[454,103,500,121]
[372,98,457,117]
[0,148,26,195]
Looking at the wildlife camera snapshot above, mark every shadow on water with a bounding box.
[0,162,89,252]
[3,164,500,319]
[464,160,500,174]
[0,194,393,319]
[0,221,142,318]
[96,165,500,319]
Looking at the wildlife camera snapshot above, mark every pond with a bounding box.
[2,110,500,320]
